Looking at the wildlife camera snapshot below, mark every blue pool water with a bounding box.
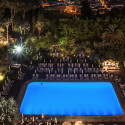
[20,82,123,115]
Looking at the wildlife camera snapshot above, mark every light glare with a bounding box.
[0,74,4,81]
[16,46,22,53]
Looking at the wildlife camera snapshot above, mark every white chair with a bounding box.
[75,74,77,79]
[46,74,48,79]
[32,74,36,79]
[91,74,93,79]
[63,74,65,79]
[36,74,39,79]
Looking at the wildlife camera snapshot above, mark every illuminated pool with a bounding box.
[20,82,123,115]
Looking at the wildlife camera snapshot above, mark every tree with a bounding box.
[35,31,55,50]
[2,0,18,31]
[102,24,125,44]
[0,3,5,20]
[25,36,38,55]
[14,22,30,43]
[0,26,5,36]
[2,19,11,44]
[81,0,92,19]
[18,0,37,20]
[35,21,44,38]
[61,24,69,37]
[0,97,21,125]
[0,46,10,73]
[32,9,36,33]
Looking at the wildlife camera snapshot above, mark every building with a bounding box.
[64,4,81,14]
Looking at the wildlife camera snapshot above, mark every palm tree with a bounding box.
[18,1,32,20]
[102,24,125,44]
[14,22,30,43]
[19,0,39,20]
[22,22,30,35]
[0,97,21,125]
[35,21,44,38]
[2,0,17,31]
[3,19,11,44]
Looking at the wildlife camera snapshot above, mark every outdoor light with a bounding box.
[16,46,22,53]
[14,45,24,54]
[0,74,4,81]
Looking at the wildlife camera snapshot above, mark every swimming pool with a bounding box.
[20,82,123,115]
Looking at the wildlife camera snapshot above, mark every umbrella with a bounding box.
[74,69,75,73]
[55,117,57,124]
[99,64,100,68]
[82,70,83,74]
[92,64,93,68]
[85,59,86,63]
[75,121,85,125]
[41,113,44,118]
[22,114,24,125]
[57,53,58,57]
[62,121,71,125]
[20,68,22,72]
[32,116,34,125]
[78,63,80,67]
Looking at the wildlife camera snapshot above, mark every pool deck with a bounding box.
[17,79,125,122]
